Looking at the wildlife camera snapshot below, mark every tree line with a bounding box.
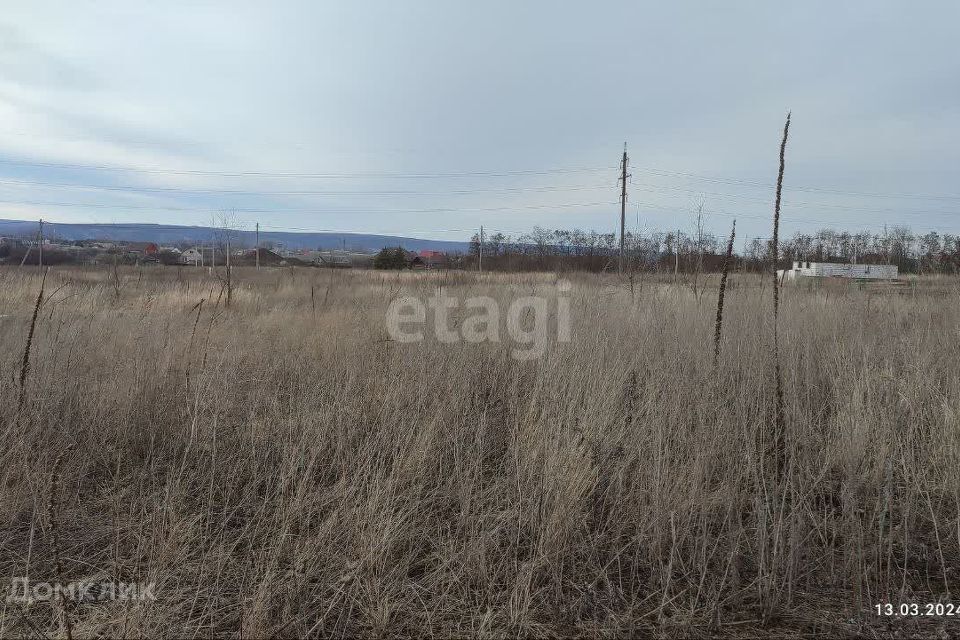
[466,225,960,274]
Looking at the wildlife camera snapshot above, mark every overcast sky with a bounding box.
[1,1,958,245]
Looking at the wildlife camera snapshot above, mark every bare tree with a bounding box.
[211,211,239,307]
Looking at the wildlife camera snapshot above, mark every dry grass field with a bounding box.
[2,265,960,638]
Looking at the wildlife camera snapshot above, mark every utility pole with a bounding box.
[38,218,43,270]
[255,222,260,271]
[225,227,232,306]
[884,223,889,264]
[695,200,704,269]
[618,143,629,273]
[675,229,681,279]
[478,225,484,273]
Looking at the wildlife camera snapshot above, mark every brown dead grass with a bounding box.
[1,265,959,638]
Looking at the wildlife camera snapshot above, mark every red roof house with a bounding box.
[418,250,448,268]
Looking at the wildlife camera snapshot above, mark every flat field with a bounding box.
[2,266,959,637]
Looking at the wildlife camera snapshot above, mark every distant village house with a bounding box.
[180,248,203,265]
[406,250,448,269]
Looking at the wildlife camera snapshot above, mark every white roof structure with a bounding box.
[778,261,898,281]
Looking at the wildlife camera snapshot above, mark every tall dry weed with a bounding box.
[771,112,790,480]
[46,443,75,640]
[15,268,46,416]
[713,219,736,370]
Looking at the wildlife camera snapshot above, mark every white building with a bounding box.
[778,261,898,281]
[179,248,203,265]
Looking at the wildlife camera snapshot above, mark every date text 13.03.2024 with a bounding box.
[876,603,957,616]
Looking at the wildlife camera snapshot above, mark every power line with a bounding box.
[281,224,532,237]
[0,177,613,197]
[0,195,954,233]
[620,199,930,227]
[0,157,616,179]
[6,219,648,238]
[0,197,618,214]
[3,174,956,220]
[634,166,960,202]
[2,151,957,200]
[627,183,960,218]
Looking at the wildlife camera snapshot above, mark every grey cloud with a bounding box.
[0,1,957,241]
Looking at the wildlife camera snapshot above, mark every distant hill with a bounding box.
[0,219,470,253]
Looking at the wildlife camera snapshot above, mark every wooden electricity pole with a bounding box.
[478,225,484,273]
[38,218,44,270]
[618,143,629,273]
[884,223,890,264]
[675,229,681,281]
[255,222,260,271]
[226,227,232,306]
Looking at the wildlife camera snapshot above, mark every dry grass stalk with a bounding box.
[46,442,75,640]
[111,256,121,300]
[713,219,736,370]
[184,298,205,392]
[16,268,47,416]
[771,112,791,480]
[757,112,791,623]
[0,265,957,638]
